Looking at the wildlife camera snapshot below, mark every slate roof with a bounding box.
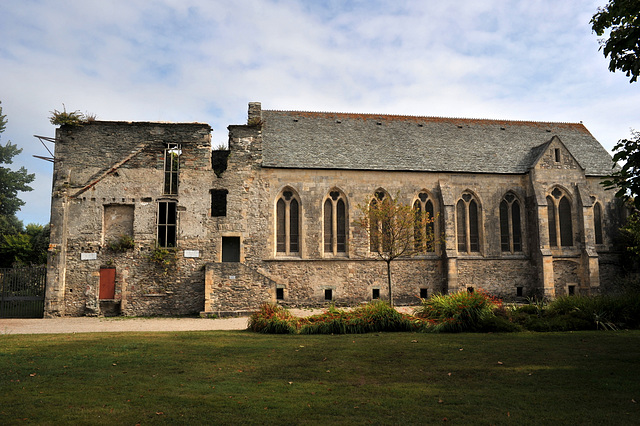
[261,110,614,176]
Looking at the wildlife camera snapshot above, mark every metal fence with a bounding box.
[0,267,46,318]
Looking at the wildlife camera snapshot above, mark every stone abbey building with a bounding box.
[45,103,622,316]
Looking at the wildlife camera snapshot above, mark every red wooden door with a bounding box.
[99,268,116,299]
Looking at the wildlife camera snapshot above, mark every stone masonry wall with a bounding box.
[47,121,214,316]
[47,109,623,317]
[457,258,537,298]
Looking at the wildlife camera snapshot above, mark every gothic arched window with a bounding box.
[594,202,603,245]
[547,188,573,247]
[558,197,573,246]
[500,192,522,253]
[324,190,348,255]
[413,192,435,252]
[457,192,480,253]
[276,189,300,254]
[369,190,391,252]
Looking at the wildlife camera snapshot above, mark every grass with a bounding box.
[1,331,640,425]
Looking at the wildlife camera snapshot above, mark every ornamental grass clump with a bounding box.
[248,303,299,334]
[414,290,503,332]
[299,301,413,335]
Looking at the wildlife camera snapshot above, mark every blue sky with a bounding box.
[1,0,639,225]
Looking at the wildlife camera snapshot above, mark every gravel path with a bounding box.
[0,317,249,335]
[0,307,418,335]
[0,309,323,335]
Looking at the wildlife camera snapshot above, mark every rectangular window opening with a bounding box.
[372,288,380,299]
[157,201,177,247]
[164,144,181,195]
[420,288,428,299]
[554,148,561,163]
[211,189,228,217]
[222,236,241,262]
[276,287,284,300]
[324,289,333,301]
[516,286,523,297]
[568,285,576,296]
[212,149,230,178]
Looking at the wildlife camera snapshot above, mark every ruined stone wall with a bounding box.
[47,121,214,316]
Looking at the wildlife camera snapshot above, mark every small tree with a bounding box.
[355,192,436,306]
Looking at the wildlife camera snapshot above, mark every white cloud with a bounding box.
[1,0,639,225]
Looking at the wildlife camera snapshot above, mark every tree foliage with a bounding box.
[602,130,640,268]
[0,223,50,267]
[619,212,640,259]
[0,142,35,217]
[0,102,35,218]
[0,100,47,267]
[355,193,436,306]
[602,130,640,209]
[591,0,640,83]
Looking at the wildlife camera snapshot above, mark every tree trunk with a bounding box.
[386,261,393,307]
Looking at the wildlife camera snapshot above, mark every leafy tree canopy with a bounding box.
[0,101,47,267]
[603,130,640,209]
[0,223,50,267]
[591,0,640,83]
[0,142,35,217]
[0,101,35,218]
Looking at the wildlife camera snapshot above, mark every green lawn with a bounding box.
[1,331,639,425]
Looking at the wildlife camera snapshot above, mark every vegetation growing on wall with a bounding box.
[246,116,263,128]
[147,246,177,274]
[107,234,135,253]
[49,105,96,126]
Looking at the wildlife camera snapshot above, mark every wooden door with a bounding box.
[99,268,116,299]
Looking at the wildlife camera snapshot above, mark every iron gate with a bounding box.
[0,267,46,318]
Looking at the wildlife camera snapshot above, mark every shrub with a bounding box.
[547,293,640,330]
[414,289,503,332]
[475,315,523,333]
[248,303,298,334]
[246,293,640,335]
[300,301,413,334]
[517,314,593,332]
[514,304,540,315]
